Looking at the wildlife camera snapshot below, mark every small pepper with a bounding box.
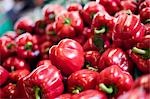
[96,65,134,98]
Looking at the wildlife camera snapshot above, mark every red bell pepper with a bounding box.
[84,50,101,71]
[67,3,82,12]
[15,33,40,59]
[128,35,150,73]
[82,27,93,39]
[80,1,105,26]
[2,56,30,72]
[39,41,53,59]
[49,39,84,76]
[4,31,17,40]
[45,23,60,43]
[140,7,150,24]
[138,0,150,12]
[96,0,121,15]
[112,13,145,50]
[98,48,133,73]
[9,69,30,83]
[34,19,47,35]
[133,74,150,92]
[67,69,99,94]
[120,0,137,13]
[37,59,52,67]
[14,17,33,35]
[54,93,72,99]
[91,11,116,39]
[83,35,111,52]
[71,90,107,99]
[42,4,65,24]
[0,66,9,86]
[0,83,16,99]
[118,87,150,99]
[55,11,84,38]
[23,64,64,99]
[0,36,16,62]
[96,65,134,98]
[144,23,150,35]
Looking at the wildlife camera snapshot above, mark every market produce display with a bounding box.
[0,0,150,99]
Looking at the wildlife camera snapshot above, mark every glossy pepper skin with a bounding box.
[3,56,30,72]
[91,11,116,39]
[96,0,121,15]
[118,87,150,99]
[0,83,16,99]
[15,33,40,59]
[23,64,64,99]
[67,69,99,94]
[80,1,105,26]
[128,35,150,73]
[54,93,72,99]
[138,0,150,12]
[133,74,150,92]
[67,3,82,12]
[140,7,150,24]
[0,36,16,62]
[112,13,145,50]
[55,11,84,38]
[0,66,9,86]
[71,90,107,99]
[37,59,52,67]
[120,0,137,13]
[84,51,101,70]
[98,48,133,73]
[9,69,30,83]
[42,4,65,24]
[14,17,33,35]
[49,39,84,76]
[96,65,134,98]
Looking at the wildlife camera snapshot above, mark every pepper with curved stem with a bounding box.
[99,83,113,94]
[72,86,83,94]
[34,86,41,99]
[94,26,106,34]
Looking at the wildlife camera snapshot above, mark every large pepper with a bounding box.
[49,39,84,76]
[22,64,64,99]
[80,1,105,26]
[42,4,65,24]
[55,11,84,38]
[0,66,9,86]
[112,13,145,50]
[98,48,133,73]
[84,50,101,71]
[15,33,40,59]
[96,65,134,98]
[0,36,16,62]
[2,56,30,72]
[67,69,99,94]
[71,90,107,99]
[91,11,116,39]
[128,35,150,73]
[14,17,33,35]
[96,0,121,15]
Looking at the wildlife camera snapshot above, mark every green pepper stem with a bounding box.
[24,42,33,50]
[7,43,14,49]
[34,86,41,99]
[64,18,71,24]
[132,47,146,55]
[86,65,98,71]
[72,86,83,94]
[49,14,55,20]
[94,26,106,34]
[99,83,113,94]
[144,19,150,24]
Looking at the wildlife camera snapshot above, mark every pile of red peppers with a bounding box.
[0,0,150,99]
